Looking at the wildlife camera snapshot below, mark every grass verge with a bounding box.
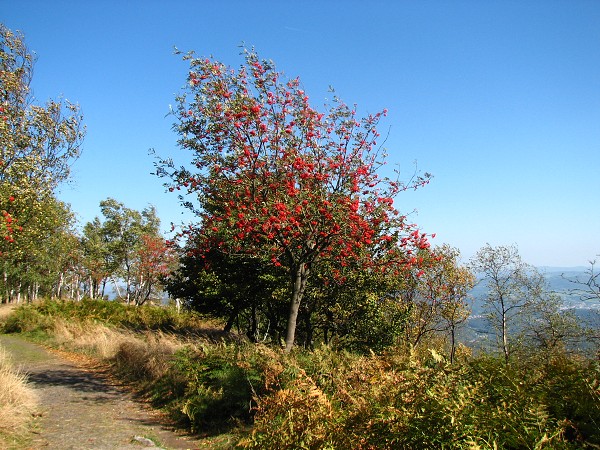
[0,342,38,449]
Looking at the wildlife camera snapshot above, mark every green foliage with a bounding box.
[1,298,218,335]
[0,23,84,303]
[1,305,51,334]
[168,247,289,340]
[149,343,283,434]
[243,348,600,449]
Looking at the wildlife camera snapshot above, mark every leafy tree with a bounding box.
[132,233,178,305]
[523,292,585,359]
[168,242,288,339]
[403,245,475,362]
[80,217,112,299]
[470,244,546,364]
[0,24,84,194]
[156,48,432,351]
[87,198,170,305]
[0,24,83,302]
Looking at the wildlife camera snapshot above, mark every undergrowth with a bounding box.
[2,299,599,449]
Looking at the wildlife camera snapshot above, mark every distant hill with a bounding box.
[468,267,599,313]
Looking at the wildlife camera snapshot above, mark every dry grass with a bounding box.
[51,318,184,381]
[0,344,38,447]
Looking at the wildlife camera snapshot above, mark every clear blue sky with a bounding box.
[3,1,599,267]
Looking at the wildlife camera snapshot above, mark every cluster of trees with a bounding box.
[78,198,177,305]
[2,23,597,356]
[0,23,83,302]
[473,244,597,363]
[0,25,175,305]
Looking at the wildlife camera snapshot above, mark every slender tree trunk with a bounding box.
[3,270,8,304]
[285,262,309,353]
[111,277,122,299]
[249,304,258,342]
[57,272,64,299]
[88,276,95,299]
[449,325,456,364]
[502,310,509,364]
[75,275,81,301]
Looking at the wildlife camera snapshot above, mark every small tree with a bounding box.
[131,233,178,305]
[90,198,166,304]
[523,292,584,359]
[81,217,112,299]
[567,257,600,302]
[156,48,432,352]
[470,244,545,364]
[398,245,474,362]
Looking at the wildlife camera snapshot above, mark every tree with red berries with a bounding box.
[156,48,433,352]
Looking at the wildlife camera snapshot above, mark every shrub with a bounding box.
[158,343,283,433]
[1,305,51,335]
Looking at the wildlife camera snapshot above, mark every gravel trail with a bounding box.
[0,332,205,449]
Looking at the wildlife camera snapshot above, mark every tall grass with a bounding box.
[3,300,599,449]
[0,344,37,448]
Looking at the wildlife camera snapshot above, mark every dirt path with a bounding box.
[0,330,214,449]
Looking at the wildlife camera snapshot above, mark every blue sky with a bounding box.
[3,1,599,267]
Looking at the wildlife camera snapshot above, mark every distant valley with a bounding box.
[461,267,599,349]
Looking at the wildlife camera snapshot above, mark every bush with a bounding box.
[1,305,51,335]
[156,343,282,433]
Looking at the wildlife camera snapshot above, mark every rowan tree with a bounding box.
[131,233,178,305]
[156,48,433,351]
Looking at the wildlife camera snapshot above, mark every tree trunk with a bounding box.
[502,312,509,364]
[449,325,456,364]
[90,276,96,299]
[284,262,309,353]
[111,277,122,299]
[3,270,8,304]
[56,272,64,299]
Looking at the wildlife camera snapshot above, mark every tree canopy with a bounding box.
[156,48,434,351]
